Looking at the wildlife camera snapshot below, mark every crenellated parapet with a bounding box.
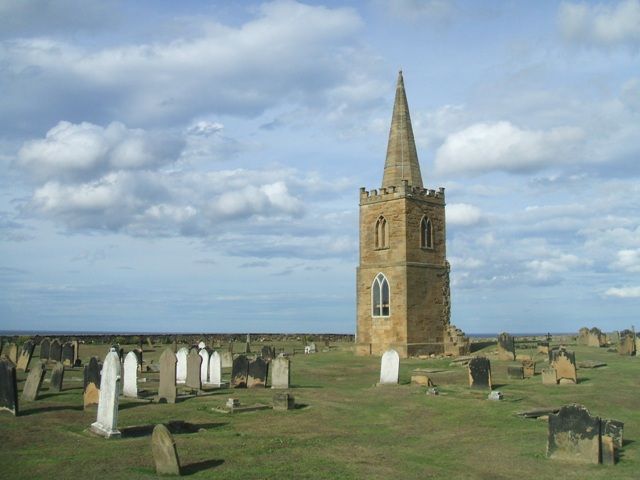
[360,180,445,206]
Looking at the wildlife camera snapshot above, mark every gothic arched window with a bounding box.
[420,216,433,249]
[372,273,390,317]
[375,216,389,249]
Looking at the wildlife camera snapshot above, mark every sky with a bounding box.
[1,0,639,334]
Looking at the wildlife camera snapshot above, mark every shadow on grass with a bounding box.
[290,385,323,389]
[181,459,224,475]
[119,401,153,411]
[19,404,84,416]
[293,403,309,410]
[471,341,495,352]
[121,421,227,438]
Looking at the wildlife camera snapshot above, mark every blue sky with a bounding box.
[1,0,639,333]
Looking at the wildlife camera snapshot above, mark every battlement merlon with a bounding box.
[359,180,445,206]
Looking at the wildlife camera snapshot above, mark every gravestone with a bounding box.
[123,351,138,398]
[247,357,268,388]
[547,404,601,464]
[22,361,46,401]
[133,348,143,371]
[507,366,524,379]
[61,342,75,367]
[16,340,35,372]
[551,348,577,384]
[467,357,492,389]
[158,349,177,404]
[199,349,209,385]
[72,340,80,365]
[91,351,121,438]
[0,357,18,415]
[151,424,181,476]
[185,349,202,390]
[176,348,188,384]
[602,419,624,449]
[618,335,636,356]
[271,356,290,389]
[6,343,18,364]
[497,332,516,361]
[379,349,400,385]
[521,359,535,377]
[542,368,558,385]
[601,436,615,465]
[198,341,206,350]
[208,351,222,387]
[537,341,549,355]
[410,369,434,386]
[220,351,233,368]
[231,355,249,388]
[84,357,101,408]
[49,362,65,393]
[49,339,62,362]
[39,338,51,360]
[273,393,295,411]
[261,345,275,361]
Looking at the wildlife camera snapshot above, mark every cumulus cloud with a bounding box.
[525,253,591,282]
[434,121,584,176]
[447,203,484,226]
[558,0,640,49]
[604,286,640,298]
[612,249,640,272]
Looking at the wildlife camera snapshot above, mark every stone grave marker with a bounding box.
[207,351,222,387]
[618,335,636,356]
[521,359,535,377]
[72,340,80,365]
[61,342,75,367]
[220,351,233,369]
[551,348,577,384]
[22,361,46,401]
[16,340,35,372]
[231,355,249,388]
[49,339,62,362]
[91,351,121,438]
[158,349,177,404]
[49,362,65,393]
[542,368,558,385]
[247,357,268,388]
[151,424,181,475]
[547,404,601,464]
[271,356,290,389]
[410,369,434,386]
[199,349,209,385]
[602,419,624,449]
[0,357,18,415]
[6,343,18,364]
[497,332,516,361]
[84,356,101,408]
[261,345,275,361]
[308,342,317,353]
[133,348,143,371]
[123,351,138,398]
[379,349,400,385]
[185,349,202,390]
[467,357,492,389]
[537,341,549,355]
[198,341,206,350]
[507,365,524,379]
[176,348,188,384]
[39,338,51,360]
[273,393,295,411]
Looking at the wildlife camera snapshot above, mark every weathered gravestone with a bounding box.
[537,341,549,355]
[72,340,80,365]
[542,368,558,385]
[199,349,209,385]
[84,357,101,408]
[61,342,75,367]
[507,365,524,380]
[207,351,222,387]
[6,343,18,364]
[158,349,177,404]
[271,356,290,389]
[91,351,121,438]
[547,404,601,464]
[618,335,636,356]
[602,419,624,449]
[49,362,65,393]
[151,424,181,476]
[49,339,62,362]
[220,351,233,369]
[231,355,249,388]
[123,351,138,398]
[551,348,577,384]
[261,345,275,361]
[521,359,535,378]
[176,348,188,384]
[40,338,51,360]
[22,361,46,401]
[273,392,295,411]
[185,349,202,390]
[133,348,143,372]
[467,357,492,389]
[16,340,35,372]
[497,332,516,361]
[379,349,400,385]
[0,357,18,415]
[247,357,268,388]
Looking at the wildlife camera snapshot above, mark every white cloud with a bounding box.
[449,256,484,269]
[373,0,455,23]
[434,121,584,176]
[612,249,640,272]
[604,286,640,298]
[559,0,640,49]
[526,253,591,281]
[447,203,484,226]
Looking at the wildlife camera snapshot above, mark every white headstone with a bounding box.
[176,348,188,384]
[208,351,222,386]
[123,351,138,398]
[304,346,311,354]
[199,349,209,385]
[271,356,290,389]
[379,349,400,385]
[90,351,121,438]
[198,341,206,350]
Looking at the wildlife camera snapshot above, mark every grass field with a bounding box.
[0,340,638,479]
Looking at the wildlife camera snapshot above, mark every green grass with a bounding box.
[0,341,638,479]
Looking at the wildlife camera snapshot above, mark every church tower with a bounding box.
[356,71,462,358]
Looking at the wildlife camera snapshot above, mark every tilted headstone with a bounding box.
[6,343,18,364]
[49,362,65,393]
[547,404,601,464]
[185,349,202,390]
[40,338,51,360]
[123,351,138,398]
[91,351,121,438]
[199,349,209,385]
[220,351,233,369]
[133,348,143,371]
[379,349,400,385]
[497,332,516,361]
[467,357,492,389]
[247,357,268,388]
[208,351,222,387]
[49,339,62,362]
[61,342,75,367]
[83,357,101,408]
[0,357,18,415]
[158,349,177,404]
[551,348,577,384]
[151,424,181,476]
[231,355,249,388]
[618,335,636,356]
[22,361,46,401]
[176,348,188,384]
[261,345,275,361]
[271,356,290,389]
[16,340,35,372]
[71,340,80,365]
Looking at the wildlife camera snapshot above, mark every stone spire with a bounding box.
[382,71,423,189]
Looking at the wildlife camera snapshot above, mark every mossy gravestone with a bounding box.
[547,404,601,464]
[231,355,249,388]
[40,338,51,361]
[158,349,177,404]
[185,350,202,390]
[49,362,65,393]
[84,357,101,408]
[22,361,46,401]
[467,357,492,390]
[151,424,181,475]
[49,339,62,362]
[16,340,35,372]
[247,357,268,388]
[0,357,18,415]
[61,342,75,367]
